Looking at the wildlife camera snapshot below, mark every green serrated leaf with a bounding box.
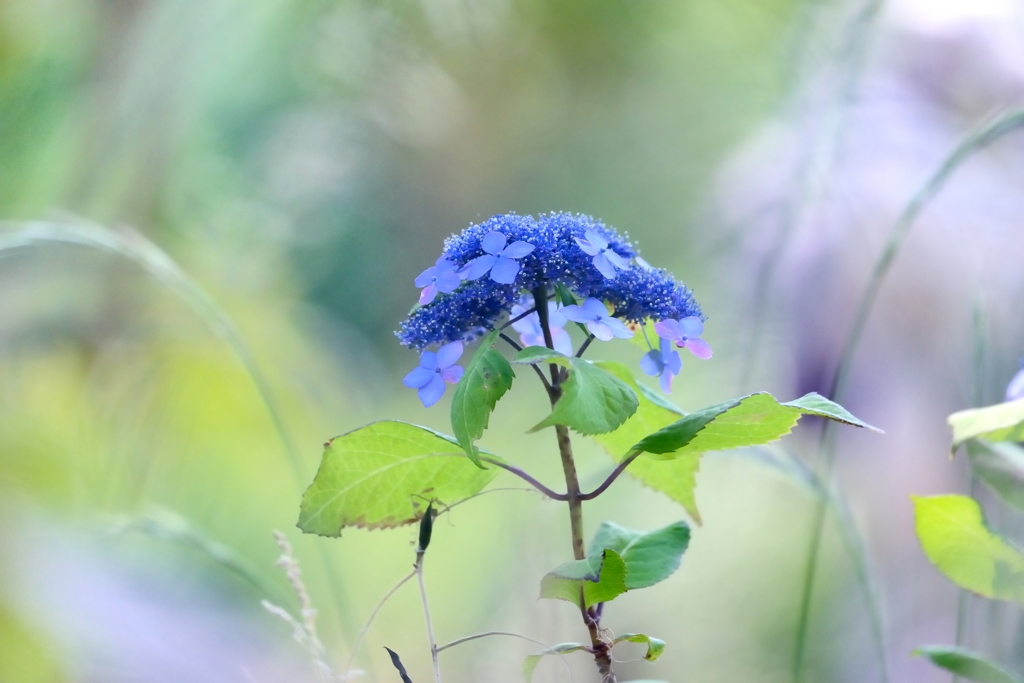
[913,494,1024,603]
[297,421,500,536]
[540,549,628,607]
[586,363,704,521]
[613,633,666,662]
[513,349,638,435]
[451,330,515,468]
[967,440,1024,511]
[523,643,586,683]
[914,646,1024,683]
[587,521,690,589]
[950,399,1024,451]
[632,392,880,459]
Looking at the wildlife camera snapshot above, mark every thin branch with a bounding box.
[344,569,416,679]
[435,631,551,653]
[501,306,537,330]
[415,553,442,683]
[445,487,539,513]
[476,456,568,501]
[575,334,596,358]
[578,451,642,501]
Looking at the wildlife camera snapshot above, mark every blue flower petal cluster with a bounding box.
[397,212,704,350]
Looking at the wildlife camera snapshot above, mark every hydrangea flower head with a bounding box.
[655,317,712,359]
[397,212,703,350]
[403,341,464,407]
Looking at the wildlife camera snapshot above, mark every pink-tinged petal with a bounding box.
[552,328,574,356]
[588,321,615,342]
[547,303,568,328]
[639,350,662,377]
[574,237,601,256]
[605,317,635,339]
[605,250,631,269]
[592,253,618,279]
[414,267,436,288]
[418,374,447,407]
[520,331,544,348]
[500,241,535,258]
[679,316,704,338]
[481,231,507,255]
[403,365,435,389]
[418,284,438,305]
[659,369,675,394]
[654,319,682,341]
[684,338,713,360]
[460,254,497,280]
[584,228,608,250]
[436,270,462,293]
[489,256,521,284]
[441,365,464,384]
[435,341,464,368]
[560,304,589,323]
[581,298,609,320]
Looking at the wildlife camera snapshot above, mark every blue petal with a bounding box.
[679,316,703,338]
[403,365,435,389]
[419,351,438,370]
[460,254,497,280]
[592,253,618,279]
[575,237,600,256]
[441,365,464,384]
[418,374,447,407]
[489,257,521,284]
[639,350,662,377]
[500,241,535,258]
[605,317,635,339]
[584,228,608,250]
[552,328,574,356]
[659,369,675,394]
[606,250,631,269]
[436,270,461,293]
[481,231,507,255]
[435,340,464,368]
[414,267,436,288]
[665,348,683,374]
[559,304,588,324]
[588,321,615,342]
[580,298,609,320]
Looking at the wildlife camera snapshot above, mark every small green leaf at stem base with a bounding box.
[539,521,690,607]
[522,643,586,683]
[451,330,515,468]
[914,646,1024,683]
[912,494,1024,604]
[949,399,1024,452]
[613,633,666,662]
[587,521,690,590]
[513,347,638,435]
[297,421,500,536]
[540,549,628,607]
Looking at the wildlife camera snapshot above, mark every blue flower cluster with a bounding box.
[397,212,704,349]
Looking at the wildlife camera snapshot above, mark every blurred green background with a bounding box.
[2,0,1024,681]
